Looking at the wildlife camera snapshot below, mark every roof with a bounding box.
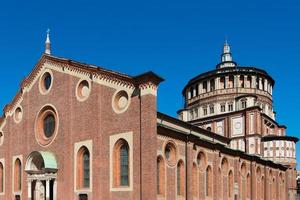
[157,112,288,171]
[182,66,275,95]
[157,112,230,144]
[262,135,299,143]
[1,53,164,126]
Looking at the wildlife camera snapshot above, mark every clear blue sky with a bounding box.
[1,1,300,165]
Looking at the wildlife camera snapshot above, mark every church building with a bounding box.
[0,32,297,200]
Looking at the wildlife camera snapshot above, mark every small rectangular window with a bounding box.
[241,101,247,109]
[203,108,207,116]
[228,104,233,112]
[221,105,225,112]
[210,106,214,114]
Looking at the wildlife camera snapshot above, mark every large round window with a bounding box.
[35,105,58,146]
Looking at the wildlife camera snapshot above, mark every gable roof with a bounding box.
[0,53,164,128]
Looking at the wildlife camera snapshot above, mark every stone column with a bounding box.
[207,80,211,92]
[251,76,256,88]
[27,179,32,200]
[215,77,219,90]
[259,78,263,90]
[237,75,241,88]
[264,79,268,91]
[198,83,202,94]
[187,91,191,99]
[46,179,50,200]
[53,179,57,200]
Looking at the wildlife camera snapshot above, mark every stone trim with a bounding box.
[74,140,93,193]
[109,131,133,192]
[12,155,23,196]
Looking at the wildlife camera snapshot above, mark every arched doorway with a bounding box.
[25,151,58,200]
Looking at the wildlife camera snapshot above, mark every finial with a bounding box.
[45,28,51,55]
[224,35,228,45]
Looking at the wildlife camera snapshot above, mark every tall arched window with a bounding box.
[272,178,276,200]
[256,167,261,200]
[177,160,184,196]
[246,174,250,199]
[228,170,233,198]
[14,158,22,192]
[190,87,194,98]
[218,168,222,199]
[206,166,212,197]
[229,75,234,88]
[120,143,129,186]
[192,163,197,197]
[77,146,90,189]
[220,77,225,89]
[240,75,245,88]
[210,79,215,91]
[261,176,264,200]
[113,139,130,187]
[203,81,207,93]
[0,162,3,193]
[247,76,252,88]
[157,156,165,196]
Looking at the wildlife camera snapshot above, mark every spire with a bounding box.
[217,39,236,68]
[45,28,51,55]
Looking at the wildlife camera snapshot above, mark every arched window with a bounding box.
[261,176,264,200]
[256,167,261,200]
[203,81,207,93]
[272,178,276,200]
[220,77,225,89]
[239,75,245,88]
[120,143,129,186]
[190,87,194,98]
[157,156,165,196]
[210,79,215,91]
[206,166,212,197]
[218,168,222,199]
[229,75,234,88]
[77,146,90,189]
[192,163,197,197]
[247,76,252,88]
[228,170,233,198]
[0,162,3,193]
[221,157,229,173]
[14,158,22,192]
[177,160,184,196]
[113,139,130,187]
[246,173,250,199]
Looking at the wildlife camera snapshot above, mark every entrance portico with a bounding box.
[25,151,58,200]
